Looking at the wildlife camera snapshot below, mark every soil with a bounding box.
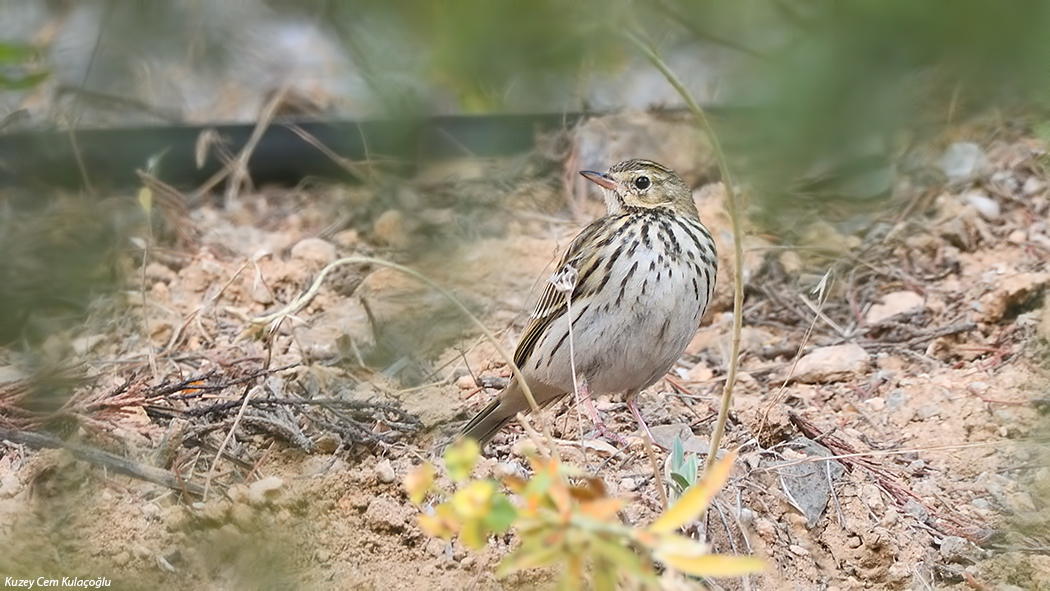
[1,113,1049,590]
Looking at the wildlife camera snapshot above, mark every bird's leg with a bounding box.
[628,390,670,509]
[578,381,628,446]
[627,392,667,451]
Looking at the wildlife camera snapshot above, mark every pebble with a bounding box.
[248,476,284,505]
[939,536,973,563]
[865,291,924,324]
[790,344,870,383]
[290,237,337,265]
[788,544,810,557]
[373,210,409,248]
[375,459,396,484]
[1024,175,1046,195]
[885,389,908,411]
[962,190,1000,220]
[940,142,991,184]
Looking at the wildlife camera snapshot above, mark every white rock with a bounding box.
[290,237,337,265]
[790,344,870,384]
[940,142,991,184]
[865,291,925,324]
[962,190,1000,220]
[375,459,396,484]
[248,476,283,505]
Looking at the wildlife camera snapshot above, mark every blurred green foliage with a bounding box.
[0,39,48,90]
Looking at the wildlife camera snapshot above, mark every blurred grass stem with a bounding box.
[626,31,744,475]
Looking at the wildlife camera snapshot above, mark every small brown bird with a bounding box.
[461,159,718,447]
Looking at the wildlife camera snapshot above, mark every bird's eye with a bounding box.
[634,176,651,190]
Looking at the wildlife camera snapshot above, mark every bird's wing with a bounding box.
[512,218,612,369]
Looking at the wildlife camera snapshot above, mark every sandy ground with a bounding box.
[1,114,1048,590]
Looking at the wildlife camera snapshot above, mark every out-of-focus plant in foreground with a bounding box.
[405,439,762,589]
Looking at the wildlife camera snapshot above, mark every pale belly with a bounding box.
[524,252,709,397]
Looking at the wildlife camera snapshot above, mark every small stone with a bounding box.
[908,460,926,475]
[333,229,360,248]
[939,536,973,564]
[648,424,692,450]
[788,544,810,557]
[456,374,476,390]
[971,498,992,511]
[375,459,396,484]
[865,291,925,324]
[0,473,20,498]
[113,551,131,567]
[290,238,337,266]
[1024,175,1046,195]
[886,389,909,411]
[902,499,928,522]
[251,283,274,305]
[914,404,940,421]
[144,262,177,282]
[881,507,899,527]
[315,434,341,454]
[865,397,886,412]
[0,366,24,384]
[316,548,332,563]
[940,142,992,184]
[790,344,870,384]
[426,538,446,558]
[363,496,410,532]
[1007,229,1027,244]
[511,438,538,457]
[686,363,714,382]
[752,517,777,541]
[248,476,283,506]
[373,210,408,248]
[962,190,1000,220]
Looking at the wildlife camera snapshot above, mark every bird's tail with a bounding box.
[460,379,559,447]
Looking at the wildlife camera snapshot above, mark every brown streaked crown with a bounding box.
[591,159,699,220]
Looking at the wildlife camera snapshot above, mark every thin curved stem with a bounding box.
[626,31,745,475]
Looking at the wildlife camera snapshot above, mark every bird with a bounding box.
[460,159,718,447]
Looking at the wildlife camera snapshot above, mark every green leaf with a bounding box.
[484,494,517,533]
[670,473,691,494]
[671,435,685,470]
[589,536,650,580]
[0,71,49,90]
[497,540,563,576]
[0,41,37,63]
[650,448,738,535]
[682,454,699,486]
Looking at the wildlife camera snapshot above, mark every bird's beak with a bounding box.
[580,170,620,192]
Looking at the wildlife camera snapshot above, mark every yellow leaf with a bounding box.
[652,534,763,576]
[444,438,480,482]
[578,497,624,522]
[451,480,495,520]
[459,518,487,550]
[649,448,738,534]
[137,186,153,213]
[497,541,563,576]
[418,512,453,539]
[659,554,765,578]
[404,462,436,505]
